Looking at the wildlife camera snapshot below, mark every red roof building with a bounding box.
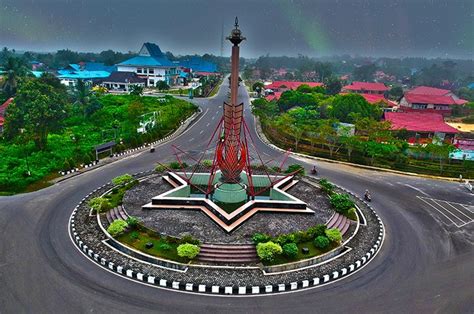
[399,86,468,116]
[265,92,282,101]
[342,81,389,95]
[384,112,458,144]
[264,81,323,101]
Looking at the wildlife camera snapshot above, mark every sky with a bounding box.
[0,0,473,59]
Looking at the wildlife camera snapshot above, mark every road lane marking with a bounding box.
[206,123,210,127]
[417,196,474,228]
[199,130,204,134]
[189,138,194,142]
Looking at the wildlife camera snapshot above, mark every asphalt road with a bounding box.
[0,81,473,313]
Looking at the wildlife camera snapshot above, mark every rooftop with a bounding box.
[101,71,146,84]
[384,112,459,133]
[343,81,389,92]
[265,81,323,90]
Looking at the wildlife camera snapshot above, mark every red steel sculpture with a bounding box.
[216,17,247,183]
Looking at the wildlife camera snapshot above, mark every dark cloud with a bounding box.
[0,0,472,58]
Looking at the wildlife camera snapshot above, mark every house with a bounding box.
[57,63,114,86]
[451,139,474,161]
[384,111,459,144]
[0,97,13,133]
[176,56,218,75]
[100,71,146,92]
[398,86,468,116]
[341,81,389,95]
[116,43,181,87]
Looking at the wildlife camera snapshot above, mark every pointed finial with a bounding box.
[235,16,239,28]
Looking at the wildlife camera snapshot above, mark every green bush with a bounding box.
[177,243,200,259]
[256,241,283,262]
[314,236,330,249]
[325,228,342,243]
[347,207,358,221]
[252,233,272,244]
[306,224,327,239]
[179,234,200,245]
[275,233,296,246]
[155,164,166,172]
[130,231,139,240]
[202,159,213,167]
[169,161,188,169]
[88,197,112,213]
[282,242,298,258]
[285,164,305,175]
[112,174,133,186]
[319,178,334,195]
[157,243,172,251]
[329,193,355,214]
[126,216,140,229]
[107,219,128,237]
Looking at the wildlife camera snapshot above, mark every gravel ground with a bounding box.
[72,173,382,287]
[123,173,333,243]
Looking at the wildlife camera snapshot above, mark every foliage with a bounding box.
[176,243,200,259]
[88,197,112,213]
[306,224,327,239]
[285,164,305,175]
[129,231,139,240]
[129,84,144,96]
[201,159,213,167]
[282,243,298,258]
[324,76,342,95]
[107,219,128,237]
[5,79,68,149]
[313,236,330,249]
[155,164,166,172]
[325,228,342,243]
[329,193,355,214]
[318,178,334,195]
[157,243,172,251]
[126,216,140,229]
[251,98,279,120]
[256,241,283,262]
[179,234,201,245]
[156,80,170,91]
[347,207,358,221]
[352,63,377,82]
[252,232,272,244]
[112,174,133,186]
[388,86,404,99]
[329,94,382,123]
[275,233,296,246]
[169,161,187,169]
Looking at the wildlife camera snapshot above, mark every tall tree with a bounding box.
[353,64,377,82]
[1,56,29,97]
[324,76,343,95]
[4,80,67,149]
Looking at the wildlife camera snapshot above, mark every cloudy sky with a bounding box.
[1,0,472,59]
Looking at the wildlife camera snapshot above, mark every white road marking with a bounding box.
[199,130,204,134]
[212,116,215,120]
[206,123,210,127]
[189,138,194,142]
[417,196,474,228]
[402,184,431,197]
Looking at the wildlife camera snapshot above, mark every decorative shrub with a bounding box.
[179,234,200,245]
[252,233,271,244]
[126,216,139,229]
[329,193,355,214]
[112,174,133,186]
[285,164,305,175]
[325,228,342,243]
[107,219,128,237]
[88,197,112,213]
[129,231,139,240]
[306,224,327,239]
[177,243,200,259]
[202,159,213,167]
[319,178,334,195]
[256,241,283,262]
[282,243,298,258]
[275,233,296,245]
[158,243,172,251]
[155,164,166,172]
[347,207,358,221]
[314,236,330,249]
[169,161,187,169]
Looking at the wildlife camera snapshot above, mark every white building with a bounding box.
[116,43,180,87]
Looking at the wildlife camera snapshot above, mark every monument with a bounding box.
[143,18,313,232]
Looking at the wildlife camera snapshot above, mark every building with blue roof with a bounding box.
[116,43,180,86]
[57,62,113,87]
[177,56,218,74]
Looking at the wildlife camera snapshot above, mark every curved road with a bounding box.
[0,81,473,313]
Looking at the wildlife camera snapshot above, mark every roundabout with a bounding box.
[68,169,385,295]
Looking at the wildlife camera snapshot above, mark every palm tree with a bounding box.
[2,56,28,97]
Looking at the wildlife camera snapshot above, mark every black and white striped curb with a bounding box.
[69,173,385,296]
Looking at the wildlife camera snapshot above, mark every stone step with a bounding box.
[326,213,340,229]
[105,210,113,225]
[340,220,351,236]
[199,248,256,255]
[117,206,128,220]
[200,244,255,250]
[198,252,257,259]
[196,256,259,263]
[334,215,347,230]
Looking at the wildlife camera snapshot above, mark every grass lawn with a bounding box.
[116,227,189,264]
[263,241,338,266]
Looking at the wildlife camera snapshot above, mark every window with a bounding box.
[137,68,143,74]
[148,68,154,74]
[149,79,154,86]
